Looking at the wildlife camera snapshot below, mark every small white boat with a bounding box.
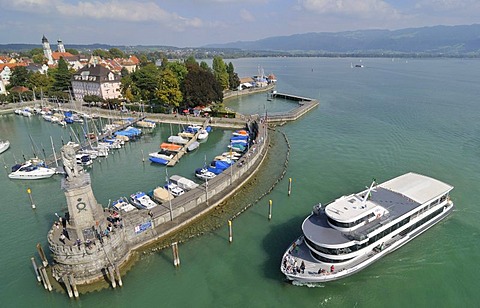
[195,168,216,180]
[0,140,10,154]
[112,197,137,212]
[8,159,56,180]
[168,135,189,145]
[21,110,33,117]
[165,182,185,197]
[130,192,157,210]
[178,131,194,139]
[42,114,52,121]
[187,141,200,152]
[149,151,173,161]
[197,129,208,141]
[136,120,156,128]
[222,152,241,160]
[170,175,199,191]
[76,154,93,166]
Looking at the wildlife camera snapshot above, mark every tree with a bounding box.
[32,54,46,64]
[52,58,72,92]
[9,66,30,87]
[120,67,129,78]
[227,62,240,90]
[109,48,126,59]
[130,63,160,101]
[93,49,111,59]
[165,61,188,85]
[212,56,229,90]
[28,72,53,94]
[155,68,183,108]
[182,66,223,107]
[200,61,210,72]
[65,48,79,55]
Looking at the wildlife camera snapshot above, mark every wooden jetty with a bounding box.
[167,119,209,167]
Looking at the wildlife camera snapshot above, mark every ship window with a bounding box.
[310,250,354,264]
[430,199,439,208]
[440,194,447,203]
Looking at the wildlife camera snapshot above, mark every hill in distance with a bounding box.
[204,24,480,56]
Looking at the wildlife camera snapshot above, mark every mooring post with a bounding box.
[36,243,48,267]
[141,149,145,163]
[69,273,79,298]
[63,275,73,298]
[228,220,233,243]
[172,242,180,267]
[268,199,272,220]
[108,266,117,288]
[288,178,292,196]
[40,266,52,291]
[31,257,41,282]
[27,188,36,209]
[115,264,123,287]
[38,266,48,290]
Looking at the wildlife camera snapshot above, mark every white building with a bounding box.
[42,35,54,65]
[71,64,122,101]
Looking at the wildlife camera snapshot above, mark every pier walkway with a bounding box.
[167,119,209,167]
[264,92,319,124]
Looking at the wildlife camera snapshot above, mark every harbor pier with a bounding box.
[44,117,268,288]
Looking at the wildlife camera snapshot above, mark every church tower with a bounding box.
[42,35,54,65]
[57,39,66,53]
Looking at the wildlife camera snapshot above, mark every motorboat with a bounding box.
[165,182,185,197]
[232,129,249,136]
[197,129,208,141]
[130,192,157,210]
[170,175,199,191]
[76,154,93,166]
[112,197,137,212]
[221,152,241,160]
[178,131,194,139]
[152,187,174,203]
[0,140,10,154]
[187,141,200,152]
[136,120,156,128]
[195,167,216,180]
[167,135,189,145]
[149,150,174,165]
[280,173,454,284]
[8,159,56,180]
[160,142,182,152]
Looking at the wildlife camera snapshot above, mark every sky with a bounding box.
[1,0,479,47]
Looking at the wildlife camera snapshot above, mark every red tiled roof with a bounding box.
[52,52,74,60]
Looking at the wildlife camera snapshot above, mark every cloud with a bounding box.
[240,9,255,22]
[415,0,480,11]
[2,0,202,30]
[299,0,395,17]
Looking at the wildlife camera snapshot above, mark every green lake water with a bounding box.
[0,57,479,307]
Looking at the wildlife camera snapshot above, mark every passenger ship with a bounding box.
[281,172,454,283]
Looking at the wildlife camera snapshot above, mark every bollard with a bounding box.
[69,274,79,298]
[288,178,292,196]
[36,243,48,267]
[228,220,233,243]
[31,257,41,282]
[108,266,116,288]
[40,266,52,291]
[115,264,123,287]
[27,188,36,209]
[38,266,48,290]
[172,242,180,267]
[268,200,272,220]
[141,149,145,162]
[63,275,73,298]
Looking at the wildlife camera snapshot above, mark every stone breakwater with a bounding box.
[46,118,269,287]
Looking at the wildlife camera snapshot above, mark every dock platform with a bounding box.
[167,119,209,167]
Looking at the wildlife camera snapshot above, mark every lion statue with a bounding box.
[61,144,79,181]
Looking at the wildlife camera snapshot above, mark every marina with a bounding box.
[0,57,477,307]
